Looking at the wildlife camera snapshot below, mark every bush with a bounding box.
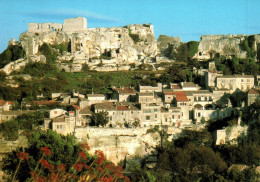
[129,33,141,43]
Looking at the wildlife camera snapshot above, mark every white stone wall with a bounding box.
[74,127,182,163]
[63,17,87,32]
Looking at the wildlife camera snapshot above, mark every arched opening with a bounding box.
[194,104,203,110]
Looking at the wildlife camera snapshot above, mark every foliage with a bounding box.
[129,33,141,43]
[3,132,128,181]
[0,45,25,68]
[81,63,90,72]
[138,63,153,71]
[174,41,199,62]
[51,42,68,53]
[174,129,213,148]
[240,36,256,58]
[38,43,58,64]
[90,111,109,127]
[0,120,19,141]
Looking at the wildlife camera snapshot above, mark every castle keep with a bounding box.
[28,17,87,33]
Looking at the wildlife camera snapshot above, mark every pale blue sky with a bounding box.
[0,0,259,52]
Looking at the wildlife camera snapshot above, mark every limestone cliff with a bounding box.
[18,17,158,72]
[194,34,260,60]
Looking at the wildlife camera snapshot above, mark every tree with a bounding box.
[0,120,19,141]
[91,111,109,127]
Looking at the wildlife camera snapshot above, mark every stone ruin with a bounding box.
[28,17,87,33]
[16,17,158,72]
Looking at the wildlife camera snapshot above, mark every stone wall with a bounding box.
[63,17,87,32]
[74,127,182,163]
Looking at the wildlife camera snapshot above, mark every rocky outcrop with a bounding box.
[194,34,249,60]
[157,35,181,59]
[18,19,158,72]
[75,127,182,164]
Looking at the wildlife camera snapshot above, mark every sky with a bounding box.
[0,0,259,53]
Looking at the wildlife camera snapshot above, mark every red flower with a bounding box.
[49,173,59,181]
[37,177,45,182]
[124,176,130,182]
[73,163,83,171]
[96,166,104,174]
[80,143,91,150]
[57,164,66,171]
[17,152,29,160]
[97,156,103,165]
[40,146,52,156]
[30,171,39,180]
[40,159,54,171]
[79,151,87,160]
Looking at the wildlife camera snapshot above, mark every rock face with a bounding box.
[75,127,182,164]
[194,34,249,60]
[18,17,158,71]
[1,17,260,74]
[157,35,181,58]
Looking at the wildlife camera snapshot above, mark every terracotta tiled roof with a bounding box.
[72,105,80,110]
[248,89,259,94]
[117,106,129,111]
[174,92,189,102]
[0,100,13,106]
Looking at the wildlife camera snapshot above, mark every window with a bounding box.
[198,97,201,101]
[154,109,158,112]
[146,116,150,120]
[155,114,157,118]
[241,79,244,82]
[172,115,175,119]
[247,79,250,82]
[131,111,133,114]
[198,112,201,117]
[247,85,250,89]
[110,116,112,120]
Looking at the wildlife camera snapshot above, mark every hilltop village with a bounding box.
[0,17,260,180]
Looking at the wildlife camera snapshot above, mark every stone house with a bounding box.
[216,75,254,92]
[0,110,34,123]
[94,102,140,127]
[0,100,13,111]
[139,83,162,93]
[43,109,76,135]
[114,87,137,102]
[247,89,260,105]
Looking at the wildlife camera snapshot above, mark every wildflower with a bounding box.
[80,143,91,150]
[40,146,52,156]
[79,151,87,160]
[17,152,29,160]
[57,164,66,171]
[97,156,103,165]
[40,159,54,171]
[73,163,83,171]
[124,176,131,182]
[49,173,59,181]
[96,166,104,174]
